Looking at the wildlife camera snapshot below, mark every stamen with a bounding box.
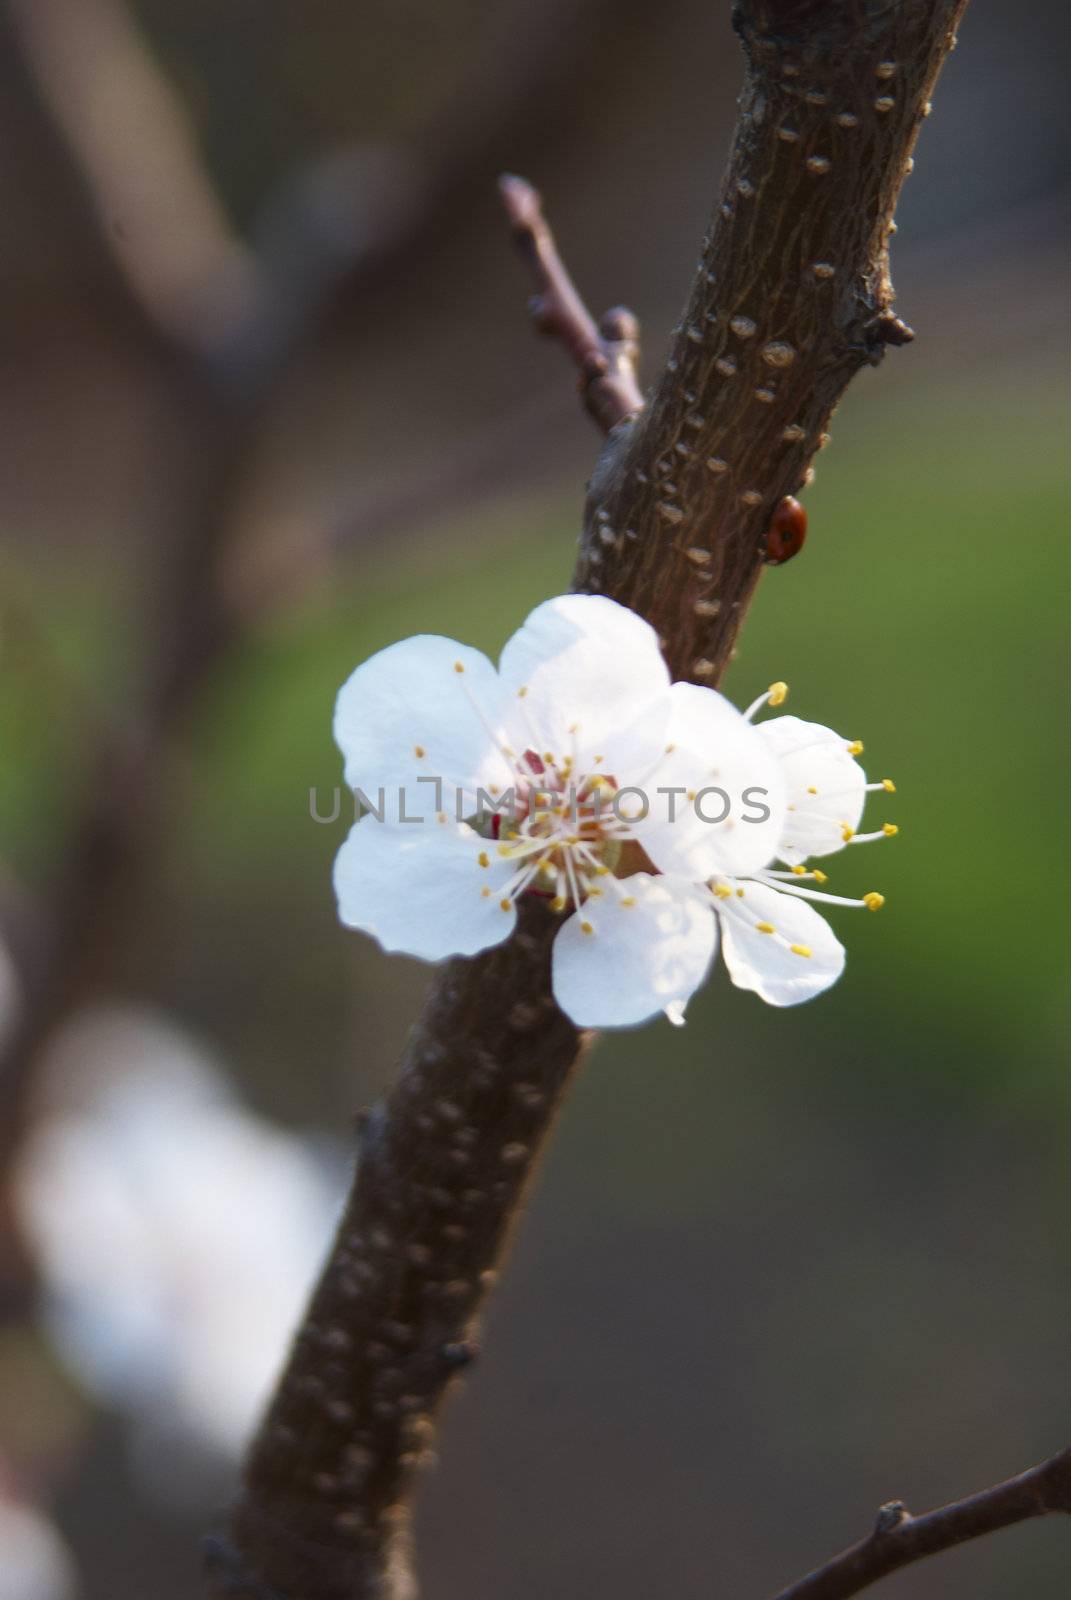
[863,892,885,911]
[743,680,789,720]
[752,872,875,910]
[768,867,828,884]
[848,824,898,843]
[790,944,812,958]
[847,739,864,756]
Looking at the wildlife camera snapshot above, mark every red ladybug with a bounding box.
[764,496,807,565]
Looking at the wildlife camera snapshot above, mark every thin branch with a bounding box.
[499,173,645,434]
[211,5,971,1599]
[769,1445,1071,1600]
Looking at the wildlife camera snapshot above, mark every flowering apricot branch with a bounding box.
[208,5,973,1599]
[769,1443,1071,1600]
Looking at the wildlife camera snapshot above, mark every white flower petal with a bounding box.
[716,879,844,1006]
[333,816,517,959]
[551,873,716,1028]
[498,595,672,776]
[334,635,514,817]
[756,715,866,864]
[636,682,786,879]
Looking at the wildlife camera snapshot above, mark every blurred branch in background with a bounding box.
[3,0,266,366]
[770,1446,1071,1600]
[0,0,429,1289]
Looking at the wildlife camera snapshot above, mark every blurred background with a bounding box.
[1,1,1070,1596]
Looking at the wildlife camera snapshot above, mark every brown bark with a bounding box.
[208,4,972,1597]
[579,0,966,684]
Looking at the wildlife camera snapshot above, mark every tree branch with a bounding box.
[209,5,972,1599]
[769,1445,1071,1600]
[580,0,969,683]
[499,173,645,433]
[206,900,589,1600]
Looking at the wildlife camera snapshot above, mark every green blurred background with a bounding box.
[1,0,1070,1596]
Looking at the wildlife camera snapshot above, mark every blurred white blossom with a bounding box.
[0,1494,77,1600]
[15,1007,346,1485]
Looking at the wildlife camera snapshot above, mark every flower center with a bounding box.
[487,753,652,915]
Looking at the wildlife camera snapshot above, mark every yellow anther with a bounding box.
[882,823,899,837]
[453,661,465,674]
[756,921,776,934]
[517,685,528,698]
[499,898,512,912]
[863,892,885,911]
[847,739,864,756]
[665,743,677,754]
[812,869,829,885]
[882,777,896,792]
[496,843,513,857]
[594,864,610,876]
[593,754,604,764]
[735,887,745,898]
[587,887,604,899]
[807,786,818,795]
[581,920,594,935]
[841,825,855,842]
[543,751,554,763]
[481,887,491,898]
[414,745,426,759]
[550,896,567,911]
[477,851,490,868]
[791,864,807,875]
[713,884,732,899]
[768,681,789,706]
[790,943,812,958]
[621,897,636,908]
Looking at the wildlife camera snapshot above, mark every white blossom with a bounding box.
[696,697,897,1008]
[332,595,893,1026]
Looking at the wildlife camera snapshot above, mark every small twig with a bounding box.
[499,173,645,434]
[769,1445,1071,1600]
